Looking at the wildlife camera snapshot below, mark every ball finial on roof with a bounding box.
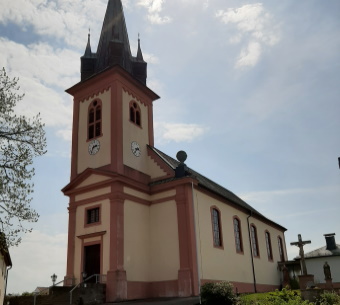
[176,151,187,164]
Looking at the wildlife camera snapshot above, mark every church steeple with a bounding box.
[80,0,147,85]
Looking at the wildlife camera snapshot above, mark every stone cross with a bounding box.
[290,234,311,275]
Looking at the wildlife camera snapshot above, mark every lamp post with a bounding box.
[82,271,87,288]
[51,273,57,286]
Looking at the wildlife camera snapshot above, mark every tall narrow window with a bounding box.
[233,217,243,253]
[250,225,259,257]
[278,236,285,262]
[265,231,273,260]
[211,208,222,247]
[88,100,102,140]
[129,101,141,127]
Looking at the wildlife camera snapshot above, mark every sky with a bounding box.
[0,0,339,295]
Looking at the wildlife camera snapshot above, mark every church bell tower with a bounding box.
[62,0,164,301]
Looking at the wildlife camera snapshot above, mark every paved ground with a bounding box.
[107,297,200,305]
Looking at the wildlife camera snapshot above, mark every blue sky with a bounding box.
[1,0,339,294]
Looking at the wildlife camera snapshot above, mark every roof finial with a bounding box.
[84,27,92,57]
[136,33,144,61]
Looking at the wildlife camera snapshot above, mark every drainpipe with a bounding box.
[191,181,201,303]
[4,265,12,302]
[247,211,257,293]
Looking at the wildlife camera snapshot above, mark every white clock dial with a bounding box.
[131,141,141,157]
[88,139,100,155]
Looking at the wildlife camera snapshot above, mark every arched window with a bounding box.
[88,100,102,140]
[211,207,223,248]
[129,101,141,127]
[250,225,259,257]
[233,217,243,253]
[278,236,285,262]
[265,231,273,260]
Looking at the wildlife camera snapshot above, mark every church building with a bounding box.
[62,0,288,302]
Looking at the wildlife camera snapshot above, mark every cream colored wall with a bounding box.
[194,190,283,286]
[249,218,284,285]
[75,187,110,202]
[147,156,168,179]
[194,191,253,283]
[124,187,175,202]
[124,200,180,282]
[77,89,111,174]
[150,201,180,281]
[124,201,150,281]
[122,90,151,175]
[76,175,111,189]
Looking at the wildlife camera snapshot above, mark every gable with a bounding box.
[76,174,111,189]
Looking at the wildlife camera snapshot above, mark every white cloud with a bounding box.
[236,41,262,68]
[216,3,280,68]
[137,0,172,24]
[155,122,209,143]
[0,38,74,129]
[7,230,67,294]
[0,0,105,49]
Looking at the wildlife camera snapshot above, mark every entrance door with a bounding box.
[84,244,101,283]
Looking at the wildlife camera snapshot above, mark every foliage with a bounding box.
[318,291,340,305]
[201,281,239,305]
[0,67,46,249]
[21,291,33,296]
[240,289,313,305]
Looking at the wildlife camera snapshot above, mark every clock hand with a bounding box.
[91,144,98,153]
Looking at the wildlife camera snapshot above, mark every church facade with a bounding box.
[62,0,288,302]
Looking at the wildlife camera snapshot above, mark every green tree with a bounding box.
[0,67,47,249]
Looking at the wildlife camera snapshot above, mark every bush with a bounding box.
[318,291,340,305]
[201,281,239,305]
[265,288,312,305]
[240,288,313,305]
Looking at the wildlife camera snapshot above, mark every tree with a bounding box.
[0,67,47,249]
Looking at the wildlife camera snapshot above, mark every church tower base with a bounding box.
[106,270,127,302]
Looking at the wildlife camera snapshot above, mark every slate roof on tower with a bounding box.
[80,0,147,84]
[148,146,287,231]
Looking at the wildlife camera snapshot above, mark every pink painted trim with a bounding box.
[147,147,174,178]
[175,184,198,296]
[77,231,106,240]
[65,205,76,285]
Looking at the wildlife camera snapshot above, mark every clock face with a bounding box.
[131,141,141,157]
[88,139,100,155]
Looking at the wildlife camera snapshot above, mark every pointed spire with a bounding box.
[84,28,92,57]
[136,33,144,62]
[95,0,132,73]
[79,0,148,85]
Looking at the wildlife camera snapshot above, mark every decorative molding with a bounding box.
[79,87,111,104]
[77,231,106,240]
